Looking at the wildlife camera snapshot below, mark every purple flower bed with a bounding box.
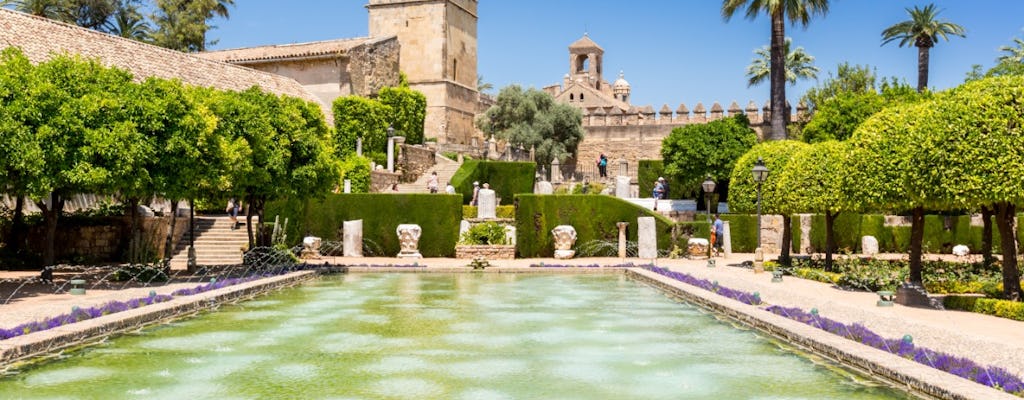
[767,305,1024,396]
[529,263,640,268]
[0,294,173,340]
[170,275,268,296]
[642,265,762,306]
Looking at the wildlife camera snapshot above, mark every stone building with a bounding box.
[543,34,805,176]
[198,0,481,145]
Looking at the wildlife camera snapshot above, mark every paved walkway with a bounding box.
[2,254,1022,380]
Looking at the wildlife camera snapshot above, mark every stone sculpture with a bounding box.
[952,244,970,257]
[861,235,879,256]
[396,224,422,259]
[551,225,577,259]
[343,220,363,257]
[300,236,322,259]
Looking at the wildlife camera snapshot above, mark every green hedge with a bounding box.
[450,160,536,205]
[462,205,515,219]
[515,195,679,257]
[944,296,1024,322]
[264,194,462,257]
[720,214,758,252]
[637,160,689,199]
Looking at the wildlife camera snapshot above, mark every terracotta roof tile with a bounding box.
[0,8,320,105]
[198,37,372,63]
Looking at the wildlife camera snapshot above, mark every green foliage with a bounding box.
[462,205,515,219]
[777,141,855,215]
[475,85,584,166]
[638,160,689,199]
[729,140,808,214]
[834,257,906,292]
[802,62,877,111]
[459,222,507,245]
[449,160,536,205]
[745,37,819,87]
[332,95,391,165]
[661,114,757,196]
[377,86,426,145]
[151,0,234,52]
[112,264,169,282]
[944,296,1024,322]
[808,213,862,253]
[515,195,678,257]
[719,214,759,252]
[802,91,884,143]
[266,194,462,257]
[791,267,843,285]
[338,154,371,194]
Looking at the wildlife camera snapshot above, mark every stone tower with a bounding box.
[367,0,479,145]
[568,33,604,90]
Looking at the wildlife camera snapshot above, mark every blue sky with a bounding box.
[209,1,1024,109]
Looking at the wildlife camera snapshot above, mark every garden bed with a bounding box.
[454,245,515,260]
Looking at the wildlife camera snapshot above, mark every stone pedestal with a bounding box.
[396,224,422,259]
[551,159,562,183]
[896,282,942,309]
[343,179,351,194]
[300,236,322,259]
[862,235,879,256]
[535,181,553,194]
[616,222,629,258]
[343,220,363,257]
[386,137,395,172]
[799,214,812,254]
[551,225,577,259]
[753,247,764,273]
[615,176,630,198]
[504,225,517,246]
[477,189,497,219]
[687,238,709,258]
[637,217,657,259]
[722,221,732,258]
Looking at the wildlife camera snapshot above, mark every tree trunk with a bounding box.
[254,197,268,247]
[769,13,788,140]
[38,192,64,267]
[779,214,792,266]
[127,198,140,263]
[8,195,26,252]
[245,194,255,249]
[994,202,1021,301]
[917,45,930,92]
[824,211,837,272]
[164,199,179,263]
[980,205,994,267]
[908,206,925,284]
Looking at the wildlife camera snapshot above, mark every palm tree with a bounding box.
[723,0,830,141]
[109,0,152,41]
[997,37,1024,64]
[1,0,67,20]
[881,3,965,92]
[477,75,494,94]
[746,37,819,87]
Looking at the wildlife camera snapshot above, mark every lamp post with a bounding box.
[752,157,769,250]
[701,176,716,223]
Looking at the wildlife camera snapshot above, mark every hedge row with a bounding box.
[944,296,1024,322]
[449,160,536,205]
[264,194,462,257]
[514,194,680,257]
[462,205,515,219]
[806,214,1022,254]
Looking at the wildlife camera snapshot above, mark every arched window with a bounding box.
[576,55,589,73]
[569,93,574,101]
[580,93,585,100]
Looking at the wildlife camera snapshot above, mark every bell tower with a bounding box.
[568,33,604,90]
[367,0,479,144]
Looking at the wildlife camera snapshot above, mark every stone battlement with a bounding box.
[582,100,808,127]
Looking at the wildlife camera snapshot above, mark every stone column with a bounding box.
[551,159,562,183]
[722,221,732,258]
[552,225,577,259]
[396,224,422,259]
[356,137,363,157]
[615,176,631,198]
[617,222,629,258]
[799,213,812,254]
[343,220,363,257]
[618,157,628,176]
[386,137,395,172]
[343,179,351,194]
[637,217,657,259]
[477,189,497,219]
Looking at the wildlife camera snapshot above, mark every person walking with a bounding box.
[652,179,665,211]
[712,214,725,256]
[597,154,608,178]
[427,171,439,193]
[470,181,480,205]
[226,198,240,230]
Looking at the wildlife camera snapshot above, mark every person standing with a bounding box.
[597,154,608,178]
[226,198,239,230]
[470,181,480,205]
[445,181,456,194]
[652,179,664,211]
[427,171,439,193]
[713,214,725,256]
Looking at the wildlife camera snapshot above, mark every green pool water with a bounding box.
[1,274,912,399]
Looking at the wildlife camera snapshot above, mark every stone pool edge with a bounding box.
[0,271,318,368]
[626,268,1016,400]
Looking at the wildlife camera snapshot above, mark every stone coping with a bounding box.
[0,271,317,368]
[324,266,627,274]
[626,268,1017,400]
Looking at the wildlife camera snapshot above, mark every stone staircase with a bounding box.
[169,216,254,269]
[395,154,462,193]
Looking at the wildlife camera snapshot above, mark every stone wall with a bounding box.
[455,245,515,259]
[348,36,401,97]
[24,216,188,264]
[399,144,436,182]
[370,170,401,192]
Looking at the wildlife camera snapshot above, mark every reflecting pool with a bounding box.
[0,274,912,399]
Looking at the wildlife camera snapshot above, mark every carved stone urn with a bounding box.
[551,225,577,259]
[396,224,422,259]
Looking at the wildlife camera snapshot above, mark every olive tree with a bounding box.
[728,140,809,265]
[0,48,45,254]
[475,85,584,166]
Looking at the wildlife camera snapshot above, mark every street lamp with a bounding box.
[752,157,769,250]
[701,175,716,223]
[387,125,395,138]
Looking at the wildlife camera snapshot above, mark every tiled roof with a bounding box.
[0,8,319,104]
[569,34,603,52]
[198,37,371,63]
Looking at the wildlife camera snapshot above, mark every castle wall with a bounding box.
[347,36,402,97]
[242,58,351,117]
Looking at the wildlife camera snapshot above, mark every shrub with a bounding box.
[720,214,758,252]
[459,222,507,245]
[339,155,371,193]
[265,194,462,257]
[791,267,843,284]
[638,160,689,199]
[944,296,1024,322]
[834,257,906,292]
[449,160,536,205]
[462,205,514,219]
[515,194,680,257]
[112,264,169,282]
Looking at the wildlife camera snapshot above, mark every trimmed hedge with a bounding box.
[450,160,536,205]
[515,194,679,257]
[721,214,758,252]
[264,194,462,257]
[944,296,1024,322]
[463,205,515,219]
[637,160,689,199]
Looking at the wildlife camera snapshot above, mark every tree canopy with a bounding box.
[661,114,757,197]
[746,37,819,87]
[475,85,584,166]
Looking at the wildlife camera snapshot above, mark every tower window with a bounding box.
[453,59,458,81]
[570,94,574,100]
[580,93,585,100]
